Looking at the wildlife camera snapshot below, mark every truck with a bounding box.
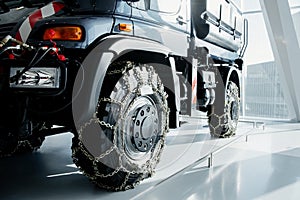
[0,0,247,191]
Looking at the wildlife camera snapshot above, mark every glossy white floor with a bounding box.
[1,120,300,200]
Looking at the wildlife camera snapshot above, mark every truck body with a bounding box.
[0,0,247,190]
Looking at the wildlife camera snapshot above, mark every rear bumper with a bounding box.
[0,58,77,125]
[1,58,68,96]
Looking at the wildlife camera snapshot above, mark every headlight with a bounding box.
[10,67,61,89]
[43,26,83,41]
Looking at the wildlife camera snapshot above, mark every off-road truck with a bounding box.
[0,0,247,191]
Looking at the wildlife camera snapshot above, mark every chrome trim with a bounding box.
[10,67,61,88]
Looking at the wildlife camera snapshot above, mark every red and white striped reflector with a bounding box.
[15,2,64,42]
[192,76,197,104]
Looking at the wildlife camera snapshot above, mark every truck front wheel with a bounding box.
[72,62,169,191]
[208,81,240,138]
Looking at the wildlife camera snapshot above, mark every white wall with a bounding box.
[241,0,300,120]
[292,12,300,47]
[289,0,300,7]
[242,0,261,12]
[231,0,241,8]
[242,0,300,65]
[242,0,274,65]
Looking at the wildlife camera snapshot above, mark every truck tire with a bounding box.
[0,127,18,157]
[72,62,169,191]
[0,122,45,157]
[208,81,240,138]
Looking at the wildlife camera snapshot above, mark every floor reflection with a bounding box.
[1,123,299,200]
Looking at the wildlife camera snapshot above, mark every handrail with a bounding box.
[240,18,248,58]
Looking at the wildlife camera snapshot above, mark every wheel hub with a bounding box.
[133,105,158,152]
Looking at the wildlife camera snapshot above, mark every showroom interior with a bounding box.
[1,0,300,199]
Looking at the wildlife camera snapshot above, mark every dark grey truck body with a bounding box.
[0,0,247,191]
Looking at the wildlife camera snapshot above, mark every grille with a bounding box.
[0,23,17,40]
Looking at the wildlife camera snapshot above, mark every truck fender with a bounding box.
[72,35,172,128]
[225,66,242,95]
[216,65,241,100]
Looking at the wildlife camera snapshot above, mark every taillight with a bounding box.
[43,26,83,41]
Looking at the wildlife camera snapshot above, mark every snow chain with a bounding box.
[0,125,45,158]
[208,81,240,138]
[72,61,169,191]
[0,140,32,158]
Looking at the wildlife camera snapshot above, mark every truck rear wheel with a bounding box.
[208,81,240,138]
[72,62,169,191]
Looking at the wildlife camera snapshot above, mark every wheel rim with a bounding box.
[124,96,160,161]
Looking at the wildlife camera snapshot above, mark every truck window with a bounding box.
[150,0,181,13]
[131,0,150,11]
[0,0,52,13]
[66,0,116,13]
[1,0,52,9]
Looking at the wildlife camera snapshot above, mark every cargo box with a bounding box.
[192,0,245,52]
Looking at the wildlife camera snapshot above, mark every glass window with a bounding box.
[66,0,116,13]
[240,0,300,120]
[150,0,181,13]
[131,0,150,11]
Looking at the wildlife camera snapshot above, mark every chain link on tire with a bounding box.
[208,81,240,138]
[72,61,169,191]
[0,122,45,158]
